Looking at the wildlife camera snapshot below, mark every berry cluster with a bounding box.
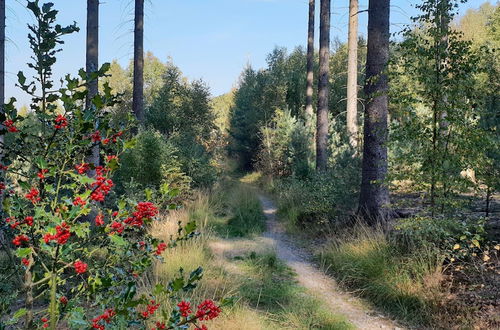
[43,222,71,245]
[75,163,90,174]
[54,115,68,129]
[90,166,114,202]
[196,299,222,321]
[12,234,29,246]
[91,309,116,330]
[140,300,160,319]
[25,187,41,204]
[74,260,88,274]
[3,119,18,132]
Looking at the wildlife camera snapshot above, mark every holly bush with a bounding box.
[0,1,225,329]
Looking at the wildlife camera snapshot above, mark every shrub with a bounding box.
[0,3,224,328]
[391,216,498,262]
[113,129,191,197]
[257,109,313,178]
[273,168,359,230]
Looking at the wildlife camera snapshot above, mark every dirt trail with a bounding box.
[258,194,402,330]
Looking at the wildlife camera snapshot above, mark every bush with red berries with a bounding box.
[1,2,226,329]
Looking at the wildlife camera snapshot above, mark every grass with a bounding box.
[317,223,444,328]
[209,180,266,238]
[141,183,353,329]
[236,253,353,329]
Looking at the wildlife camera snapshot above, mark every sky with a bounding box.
[5,0,487,105]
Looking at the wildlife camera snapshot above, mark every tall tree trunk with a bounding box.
[346,0,359,151]
[0,0,8,264]
[305,0,315,124]
[0,0,5,170]
[316,0,330,172]
[358,0,390,223]
[133,0,144,122]
[86,0,99,172]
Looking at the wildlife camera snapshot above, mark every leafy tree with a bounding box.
[228,66,274,170]
[146,63,217,187]
[391,0,481,215]
[257,109,312,178]
[456,2,500,216]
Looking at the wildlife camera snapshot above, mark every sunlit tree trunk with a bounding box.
[305,0,315,124]
[358,0,390,223]
[133,0,144,122]
[346,0,359,151]
[86,0,99,171]
[316,0,330,172]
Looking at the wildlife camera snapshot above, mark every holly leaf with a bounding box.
[15,248,32,258]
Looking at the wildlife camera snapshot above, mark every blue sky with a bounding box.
[5,0,486,105]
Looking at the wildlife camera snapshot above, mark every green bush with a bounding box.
[391,216,496,262]
[170,134,218,188]
[113,129,191,196]
[273,167,359,229]
[257,109,313,178]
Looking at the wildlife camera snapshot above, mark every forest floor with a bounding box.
[209,189,402,329]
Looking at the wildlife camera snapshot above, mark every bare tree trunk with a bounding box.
[305,0,315,124]
[358,0,390,223]
[86,0,99,172]
[346,0,359,151]
[133,0,144,122]
[316,0,330,172]
[0,0,5,173]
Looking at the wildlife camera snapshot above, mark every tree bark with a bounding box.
[305,0,315,124]
[316,0,330,172]
[346,0,359,150]
[133,0,145,122]
[0,0,5,168]
[358,0,390,223]
[86,0,99,172]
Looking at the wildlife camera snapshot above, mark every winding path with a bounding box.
[258,194,402,330]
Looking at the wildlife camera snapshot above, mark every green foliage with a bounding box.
[391,216,497,262]
[210,90,235,142]
[146,64,214,140]
[390,0,489,214]
[145,63,218,187]
[113,129,191,197]
[1,3,221,328]
[228,47,309,170]
[273,169,358,230]
[257,109,313,178]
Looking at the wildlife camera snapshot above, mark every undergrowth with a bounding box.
[317,224,442,327]
[141,183,351,329]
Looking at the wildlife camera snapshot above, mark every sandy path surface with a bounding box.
[258,194,402,330]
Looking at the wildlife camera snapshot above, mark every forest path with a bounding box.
[257,194,402,330]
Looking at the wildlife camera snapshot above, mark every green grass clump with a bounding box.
[237,253,353,330]
[211,182,266,238]
[318,225,442,327]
